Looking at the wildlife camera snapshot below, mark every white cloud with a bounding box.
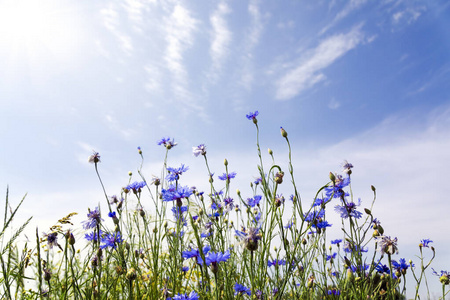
[320,0,367,35]
[164,4,198,100]
[208,1,232,83]
[392,6,426,25]
[275,26,364,100]
[328,97,340,109]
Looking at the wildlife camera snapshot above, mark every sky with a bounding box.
[1,0,450,297]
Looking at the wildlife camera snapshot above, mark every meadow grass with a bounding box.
[1,111,449,300]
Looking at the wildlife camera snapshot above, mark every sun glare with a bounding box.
[0,0,84,64]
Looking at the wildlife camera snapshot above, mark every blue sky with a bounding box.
[1,0,449,296]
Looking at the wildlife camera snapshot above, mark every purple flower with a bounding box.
[247,195,262,207]
[218,172,237,182]
[375,263,391,274]
[161,185,193,202]
[328,289,340,295]
[331,239,342,245]
[326,253,337,261]
[234,283,251,296]
[304,209,325,223]
[193,144,207,157]
[82,207,103,229]
[334,199,362,219]
[246,111,259,121]
[100,232,123,249]
[312,220,332,229]
[325,174,350,199]
[126,181,147,193]
[182,246,211,265]
[166,164,189,182]
[172,291,199,300]
[44,232,59,249]
[344,242,368,253]
[85,230,103,242]
[392,258,413,274]
[268,259,286,267]
[206,250,231,266]
[88,151,101,164]
[342,160,354,174]
[158,137,177,149]
[420,239,433,248]
[236,227,261,251]
[375,236,398,255]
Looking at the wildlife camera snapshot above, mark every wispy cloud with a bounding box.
[164,4,198,100]
[240,0,264,90]
[320,0,367,35]
[100,3,134,56]
[275,25,365,101]
[208,1,232,83]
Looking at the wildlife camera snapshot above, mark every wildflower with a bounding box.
[326,253,337,262]
[44,232,59,249]
[172,291,199,300]
[100,232,124,249]
[109,195,120,204]
[432,269,450,285]
[206,250,231,273]
[137,146,142,154]
[236,226,262,251]
[328,289,341,295]
[166,164,189,182]
[126,181,147,194]
[392,258,412,275]
[280,127,287,138]
[172,206,188,226]
[246,111,259,124]
[234,283,251,296]
[284,220,294,229]
[268,259,286,267]
[108,211,119,225]
[82,207,103,229]
[247,195,262,207]
[88,151,100,164]
[161,184,193,205]
[334,199,363,219]
[304,209,325,223]
[371,218,381,229]
[375,263,391,274]
[150,176,161,186]
[342,160,353,175]
[331,239,342,246]
[218,172,237,182]
[313,197,327,207]
[182,245,211,265]
[274,194,285,207]
[193,144,207,157]
[312,220,332,229]
[324,174,350,199]
[274,171,284,184]
[420,239,433,248]
[85,230,102,242]
[343,242,368,253]
[158,137,177,149]
[43,268,52,281]
[254,177,262,185]
[375,236,399,255]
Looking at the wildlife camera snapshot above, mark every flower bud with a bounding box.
[274,171,284,184]
[372,230,379,238]
[224,159,228,166]
[280,127,288,138]
[364,208,371,215]
[440,275,450,285]
[128,171,132,176]
[44,269,52,282]
[268,148,273,155]
[371,185,376,192]
[329,172,336,183]
[237,189,241,196]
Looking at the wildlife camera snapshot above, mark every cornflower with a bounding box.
[420,238,433,248]
[392,258,413,275]
[334,199,362,219]
[205,250,231,273]
[43,232,60,249]
[343,242,368,253]
[192,144,206,157]
[182,245,211,265]
[172,291,199,300]
[82,207,103,229]
[375,263,391,274]
[331,239,342,246]
[85,230,103,242]
[247,195,262,207]
[342,160,353,175]
[100,232,123,249]
[325,174,350,199]
[268,259,286,267]
[236,226,262,251]
[166,164,189,182]
[246,111,259,121]
[157,137,177,149]
[218,172,237,182]
[126,181,146,194]
[432,269,450,285]
[88,151,100,164]
[375,235,399,255]
[161,184,193,206]
[234,283,251,296]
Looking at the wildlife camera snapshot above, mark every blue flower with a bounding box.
[268,259,286,267]
[246,111,259,120]
[284,221,294,229]
[247,195,262,207]
[161,185,193,202]
[313,197,328,207]
[206,250,231,265]
[126,181,147,193]
[312,220,332,229]
[100,232,123,249]
[334,199,362,219]
[344,242,368,253]
[236,227,261,251]
[82,207,103,229]
[157,137,177,149]
[328,289,340,295]
[234,283,251,296]
[44,232,59,249]
[375,263,391,274]
[193,144,206,157]
[85,230,102,242]
[181,266,189,273]
[172,291,199,300]
[392,258,413,274]
[325,174,350,199]
[182,246,211,265]
[304,209,325,223]
[166,164,189,182]
[172,206,188,226]
[326,253,337,261]
[420,239,433,248]
[331,239,342,245]
[218,172,237,181]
